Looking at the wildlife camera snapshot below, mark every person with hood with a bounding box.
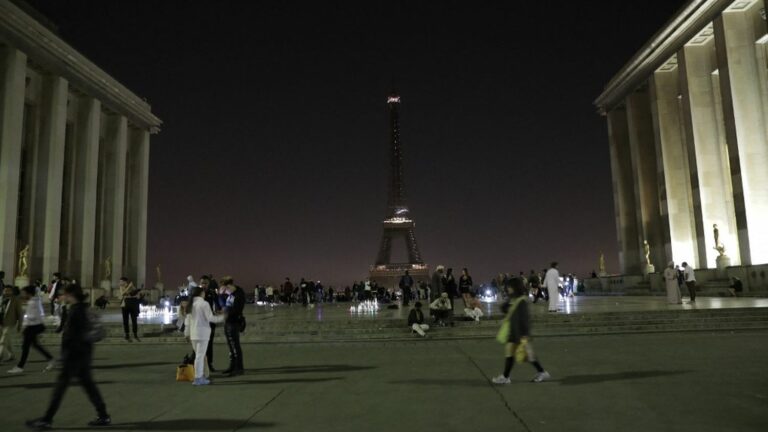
[663,261,682,304]
[492,278,550,385]
[184,287,226,385]
[25,283,111,430]
[429,292,453,327]
[543,262,561,312]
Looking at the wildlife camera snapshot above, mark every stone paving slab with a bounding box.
[1,330,767,432]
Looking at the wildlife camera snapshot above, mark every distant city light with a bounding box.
[387,95,400,103]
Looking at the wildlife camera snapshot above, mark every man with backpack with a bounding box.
[26,283,110,430]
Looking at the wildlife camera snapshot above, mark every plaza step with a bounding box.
[33,306,768,345]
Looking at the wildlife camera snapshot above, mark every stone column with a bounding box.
[607,107,641,274]
[71,97,101,288]
[678,36,741,269]
[31,75,68,281]
[124,128,150,288]
[715,7,768,265]
[649,66,698,267]
[626,88,665,273]
[100,115,128,291]
[0,47,26,278]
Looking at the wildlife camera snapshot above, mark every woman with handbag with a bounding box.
[7,286,55,374]
[119,277,141,342]
[184,287,225,386]
[491,278,550,385]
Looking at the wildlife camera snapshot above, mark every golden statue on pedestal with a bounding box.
[17,244,30,278]
[156,265,163,284]
[103,256,112,280]
[643,240,651,266]
[713,224,726,257]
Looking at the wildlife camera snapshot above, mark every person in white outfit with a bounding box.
[463,293,484,322]
[184,287,225,386]
[543,262,561,312]
[663,261,682,304]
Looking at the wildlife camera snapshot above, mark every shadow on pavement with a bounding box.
[0,381,115,389]
[214,377,343,385]
[60,419,276,430]
[388,378,488,387]
[249,364,375,374]
[555,370,691,386]
[93,362,170,370]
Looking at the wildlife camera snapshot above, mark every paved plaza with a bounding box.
[2,329,767,432]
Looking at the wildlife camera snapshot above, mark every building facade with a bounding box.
[596,0,768,284]
[0,0,161,293]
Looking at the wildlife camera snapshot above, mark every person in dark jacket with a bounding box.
[407,302,429,337]
[458,268,473,308]
[399,271,414,306]
[430,266,445,301]
[200,276,221,372]
[443,268,457,310]
[221,277,245,377]
[491,278,550,385]
[26,283,110,430]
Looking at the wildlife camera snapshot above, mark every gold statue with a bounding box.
[643,240,651,266]
[17,244,30,277]
[713,224,726,256]
[599,252,606,274]
[103,256,112,280]
[156,265,163,283]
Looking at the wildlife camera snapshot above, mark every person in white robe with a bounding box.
[543,262,561,312]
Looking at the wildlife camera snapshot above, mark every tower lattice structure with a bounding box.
[369,92,428,287]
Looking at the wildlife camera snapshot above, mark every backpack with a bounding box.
[84,309,106,343]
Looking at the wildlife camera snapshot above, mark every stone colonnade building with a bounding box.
[596,0,768,291]
[0,0,161,293]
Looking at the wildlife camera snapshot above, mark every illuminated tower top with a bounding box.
[386,90,407,218]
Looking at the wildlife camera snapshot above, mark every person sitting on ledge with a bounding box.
[430,293,453,327]
[407,302,429,337]
[463,293,484,322]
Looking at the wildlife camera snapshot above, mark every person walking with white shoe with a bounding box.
[8,286,55,374]
[184,287,226,386]
[492,278,550,385]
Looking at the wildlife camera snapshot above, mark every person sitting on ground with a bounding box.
[408,302,429,337]
[430,292,453,327]
[729,277,743,297]
[463,293,484,322]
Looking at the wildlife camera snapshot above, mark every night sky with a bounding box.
[27,0,688,288]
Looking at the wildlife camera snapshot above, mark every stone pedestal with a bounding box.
[155,282,164,300]
[100,279,112,299]
[14,275,29,288]
[716,255,731,278]
[644,264,655,274]
[598,272,609,278]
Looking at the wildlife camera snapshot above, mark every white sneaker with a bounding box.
[532,371,551,383]
[491,375,511,384]
[7,366,23,374]
[43,360,56,372]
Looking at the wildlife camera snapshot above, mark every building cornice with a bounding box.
[594,0,733,115]
[0,0,162,133]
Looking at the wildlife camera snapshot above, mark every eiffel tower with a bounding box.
[369,91,429,287]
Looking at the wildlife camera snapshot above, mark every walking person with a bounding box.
[543,262,561,312]
[184,287,226,386]
[459,268,473,308]
[221,277,245,377]
[492,278,550,384]
[0,285,23,363]
[663,261,682,304]
[119,277,141,342]
[25,283,111,430]
[682,262,697,303]
[399,271,414,306]
[8,286,55,374]
[407,302,429,337]
[200,276,220,372]
[48,273,63,317]
[282,277,294,305]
